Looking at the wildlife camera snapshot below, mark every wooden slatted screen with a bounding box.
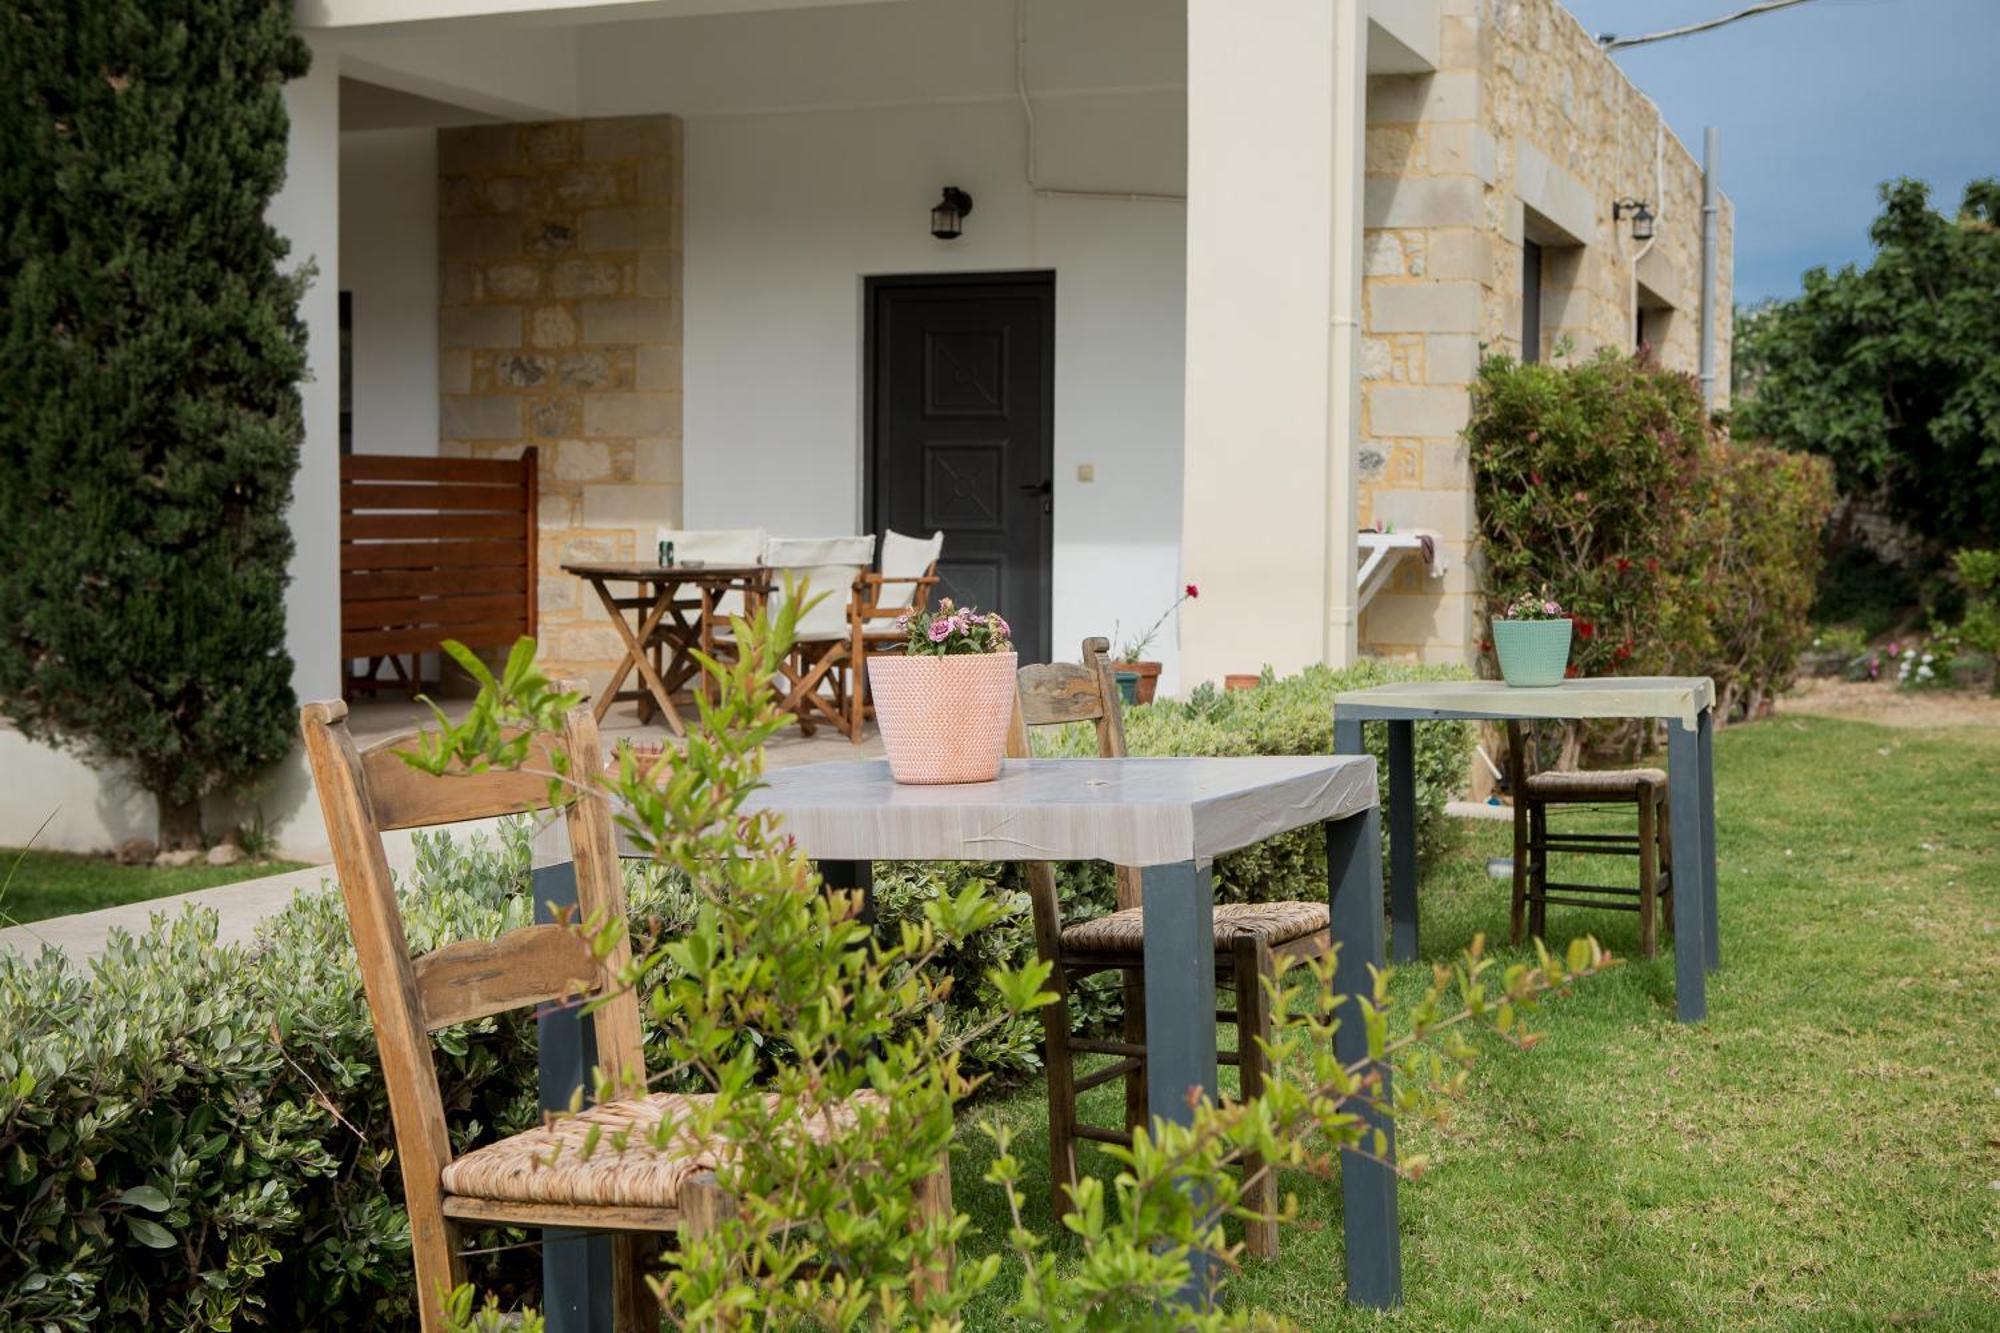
[340,450,537,695]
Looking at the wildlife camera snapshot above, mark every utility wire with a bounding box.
[1599,0,1818,50]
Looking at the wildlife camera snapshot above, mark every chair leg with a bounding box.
[1510,797,1530,947]
[1041,977,1082,1225]
[912,1160,955,1302]
[1121,971,1147,1136]
[611,1234,659,1333]
[1234,934,1278,1260]
[1636,790,1660,960]
[1528,800,1549,942]
[1658,790,1676,936]
[411,1209,467,1333]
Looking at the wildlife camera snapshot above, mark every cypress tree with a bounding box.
[0,2,312,849]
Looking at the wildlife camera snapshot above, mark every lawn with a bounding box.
[951,714,2000,1329]
[0,847,305,926]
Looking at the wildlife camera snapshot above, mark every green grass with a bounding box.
[0,847,306,926]
[950,715,2000,1329]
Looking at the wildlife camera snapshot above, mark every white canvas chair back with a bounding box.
[876,529,945,613]
[765,535,876,639]
[657,527,767,618]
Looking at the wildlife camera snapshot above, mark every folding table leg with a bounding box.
[1386,720,1420,963]
[1326,810,1403,1310]
[1140,858,1219,1305]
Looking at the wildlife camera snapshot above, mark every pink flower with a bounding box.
[1542,600,1559,616]
[987,613,1010,635]
[927,618,954,643]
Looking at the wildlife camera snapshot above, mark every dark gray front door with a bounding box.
[867,272,1055,664]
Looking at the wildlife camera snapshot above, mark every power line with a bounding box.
[1598,0,1819,50]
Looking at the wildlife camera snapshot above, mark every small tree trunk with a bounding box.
[158,795,205,851]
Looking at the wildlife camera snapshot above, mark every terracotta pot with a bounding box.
[867,652,1019,784]
[1123,660,1164,704]
[1223,673,1262,692]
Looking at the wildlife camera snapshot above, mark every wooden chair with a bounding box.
[1009,637,1333,1259]
[299,693,949,1331]
[844,528,944,739]
[1505,721,1675,958]
[761,535,877,741]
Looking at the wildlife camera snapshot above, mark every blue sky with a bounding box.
[1564,0,1999,304]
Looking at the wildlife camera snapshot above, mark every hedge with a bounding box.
[1470,349,1835,721]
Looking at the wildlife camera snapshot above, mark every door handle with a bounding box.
[1019,479,1053,514]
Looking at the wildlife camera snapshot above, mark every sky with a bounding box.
[1563,0,1999,304]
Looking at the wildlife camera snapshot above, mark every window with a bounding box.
[1521,240,1543,363]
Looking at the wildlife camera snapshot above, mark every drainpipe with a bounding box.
[1699,127,1720,408]
[1324,0,1367,667]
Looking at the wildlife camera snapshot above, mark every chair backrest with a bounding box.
[298,695,646,1205]
[766,535,877,638]
[876,529,945,613]
[1008,638,1142,932]
[655,526,767,567]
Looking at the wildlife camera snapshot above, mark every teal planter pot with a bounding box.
[1492,618,1572,687]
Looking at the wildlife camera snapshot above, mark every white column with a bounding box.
[1180,0,1365,687]
[268,37,342,704]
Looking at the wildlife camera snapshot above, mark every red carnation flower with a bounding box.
[1185,583,1200,599]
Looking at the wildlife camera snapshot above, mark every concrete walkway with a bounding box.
[1,719,885,966]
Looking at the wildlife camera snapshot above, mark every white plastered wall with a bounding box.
[339,127,440,457]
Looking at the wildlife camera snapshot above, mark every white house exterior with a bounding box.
[0,0,1731,859]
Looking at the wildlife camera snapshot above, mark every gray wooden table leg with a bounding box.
[1326,810,1402,1309]
[1385,720,1420,963]
[818,858,875,924]
[534,859,614,1333]
[1697,707,1719,973]
[1666,721,1709,1023]
[1141,857,1220,1304]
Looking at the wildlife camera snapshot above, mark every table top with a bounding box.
[563,562,769,582]
[736,755,1377,867]
[1334,676,1715,727]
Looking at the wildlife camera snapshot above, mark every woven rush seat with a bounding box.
[1060,900,1330,957]
[1523,767,1666,798]
[441,1091,876,1209]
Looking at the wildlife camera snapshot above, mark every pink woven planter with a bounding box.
[867,652,1018,784]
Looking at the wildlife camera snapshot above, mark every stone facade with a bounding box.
[1356,0,1734,663]
[436,116,684,684]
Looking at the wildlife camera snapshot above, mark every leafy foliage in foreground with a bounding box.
[0,0,312,848]
[409,609,1601,1328]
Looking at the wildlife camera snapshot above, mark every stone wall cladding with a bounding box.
[1357,0,1733,664]
[436,116,684,686]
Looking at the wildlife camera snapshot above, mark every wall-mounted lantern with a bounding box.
[1612,197,1656,242]
[930,187,974,240]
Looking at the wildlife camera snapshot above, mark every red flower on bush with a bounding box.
[1614,641,1633,662]
[1575,619,1595,639]
[1564,664,1580,678]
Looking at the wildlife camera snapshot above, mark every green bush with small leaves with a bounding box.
[0,822,689,1330]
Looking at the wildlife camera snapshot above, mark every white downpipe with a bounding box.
[1699,127,1721,407]
[1324,0,1366,667]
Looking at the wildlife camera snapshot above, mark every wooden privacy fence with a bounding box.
[340,450,537,698]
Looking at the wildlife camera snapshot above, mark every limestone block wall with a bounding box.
[1356,0,1733,665]
[436,116,683,685]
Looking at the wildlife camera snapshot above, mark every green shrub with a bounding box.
[1953,549,2000,692]
[1698,441,1838,717]
[0,821,687,1330]
[1469,350,1836,721]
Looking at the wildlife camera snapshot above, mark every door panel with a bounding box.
[869,274,1055,664]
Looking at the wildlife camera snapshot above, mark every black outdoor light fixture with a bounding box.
[931,186,974,240]
[1613,196,1656,242]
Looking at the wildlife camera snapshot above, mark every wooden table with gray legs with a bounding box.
[1332,677,1720,1024]
[732,753,1403,1309]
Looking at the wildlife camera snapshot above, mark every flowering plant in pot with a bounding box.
[1113,583,1199,704]
[1492,588,1574,687]
[868,598,1018,783]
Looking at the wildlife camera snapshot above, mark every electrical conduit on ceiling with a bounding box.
[1014,0,1186,205]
